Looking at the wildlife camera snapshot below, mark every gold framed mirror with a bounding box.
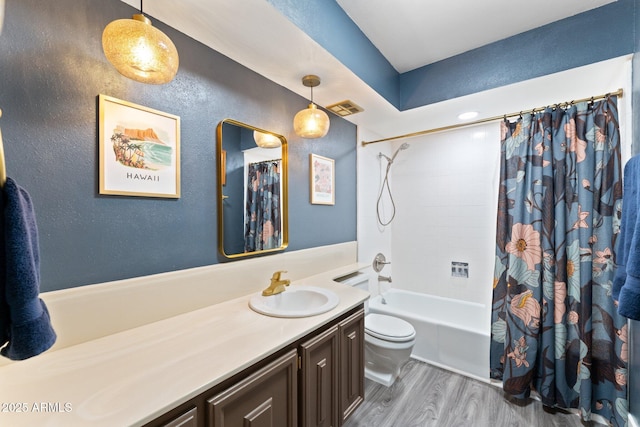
[216,119,288,259]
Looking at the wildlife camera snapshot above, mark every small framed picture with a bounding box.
[310,153,335,205]
[98,94,180,198]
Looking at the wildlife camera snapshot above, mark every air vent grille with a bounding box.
[325,100,364,117]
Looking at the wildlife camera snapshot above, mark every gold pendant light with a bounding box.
[102,1,179,85]
[293,75,330,139]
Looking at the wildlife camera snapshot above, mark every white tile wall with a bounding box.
[390,124,499,311]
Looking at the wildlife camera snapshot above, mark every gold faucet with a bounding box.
[262,270,291,296]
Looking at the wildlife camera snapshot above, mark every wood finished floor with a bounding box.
[343,359,592,427]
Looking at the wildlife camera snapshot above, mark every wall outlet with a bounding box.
[451,261,469,278]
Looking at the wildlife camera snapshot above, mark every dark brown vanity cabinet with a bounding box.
[299,308,365,427]
[144,305,364,427]
[207,350,298,427]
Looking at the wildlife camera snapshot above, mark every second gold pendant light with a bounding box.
[293,75,330,139]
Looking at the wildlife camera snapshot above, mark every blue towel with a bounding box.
[0,177,56,360]
[612,157,639,299]
[614,156,640,320]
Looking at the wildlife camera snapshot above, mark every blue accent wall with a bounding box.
[0,0,357,292]
[266,0,400,108]
[400,0,636,110]
[270,0,636,112]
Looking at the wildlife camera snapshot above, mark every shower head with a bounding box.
[379,142,410,165]
[390,142,410,163]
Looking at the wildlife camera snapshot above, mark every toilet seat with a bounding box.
[365,313,416,343]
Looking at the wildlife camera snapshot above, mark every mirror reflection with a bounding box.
[216,119,288,259]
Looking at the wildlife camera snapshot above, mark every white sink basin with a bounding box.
[248,286,339,318]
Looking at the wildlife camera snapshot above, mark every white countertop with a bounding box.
[0,265,369,426]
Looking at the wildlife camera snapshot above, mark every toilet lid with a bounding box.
[365,314,416,342]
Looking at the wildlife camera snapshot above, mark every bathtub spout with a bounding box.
[378,275,392,283]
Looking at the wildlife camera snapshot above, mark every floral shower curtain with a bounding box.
[245,160,281,252]
[490,96,628,425]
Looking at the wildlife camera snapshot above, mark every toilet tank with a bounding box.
[335,271,369,289]
[335,272,371,310]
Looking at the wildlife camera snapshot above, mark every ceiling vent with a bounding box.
[325,100,364,117]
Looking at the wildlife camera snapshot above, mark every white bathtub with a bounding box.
[368,289,490,382]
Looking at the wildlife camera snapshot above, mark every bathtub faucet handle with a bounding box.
[373,253,391,273]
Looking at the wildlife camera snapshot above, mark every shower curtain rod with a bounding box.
[361,88,624,146]
[249,158,281,166]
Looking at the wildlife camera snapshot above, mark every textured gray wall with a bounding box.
[0,0,356,291]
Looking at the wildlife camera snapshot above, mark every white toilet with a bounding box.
[339,273,416,387]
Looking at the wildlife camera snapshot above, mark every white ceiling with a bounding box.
[120,0,622,142]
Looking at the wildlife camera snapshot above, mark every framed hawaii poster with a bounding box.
[99,94,180,198]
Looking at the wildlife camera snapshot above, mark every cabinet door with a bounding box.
[339,309,364,424]
[207,349,298,427]
[300,325,339,427]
